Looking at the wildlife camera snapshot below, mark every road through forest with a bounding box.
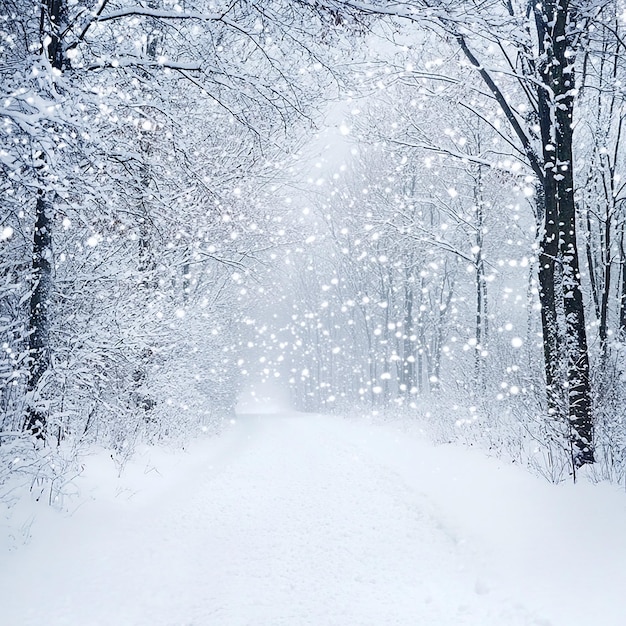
[2,412,625,625]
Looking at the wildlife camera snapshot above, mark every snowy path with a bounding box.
[2,413,626,625]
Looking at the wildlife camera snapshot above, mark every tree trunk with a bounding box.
[535,0,593,466]
[24,0,66,436]
[619,231,626,335]
[24,193,53,436]
[599,211,611,353]
[535,184,565,422]
[402,268,415,399]
[473,165,487,392]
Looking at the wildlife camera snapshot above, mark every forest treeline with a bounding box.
[2,0,626,497]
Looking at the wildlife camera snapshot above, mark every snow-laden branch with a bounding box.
[88,57,203,71]
[97,7,226,23]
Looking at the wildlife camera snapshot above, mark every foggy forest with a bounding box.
[2,1,626,625]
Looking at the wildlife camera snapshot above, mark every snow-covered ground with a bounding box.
[2,412,626,626]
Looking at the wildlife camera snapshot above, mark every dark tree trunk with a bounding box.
[24,0,66,436]
[599,213,611,352]
[584,202,601,320]
[620,232,626,335]
[24,194,53,436]
[43,0,67,70]
[535,185,565,422]
[535,0,593,466]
